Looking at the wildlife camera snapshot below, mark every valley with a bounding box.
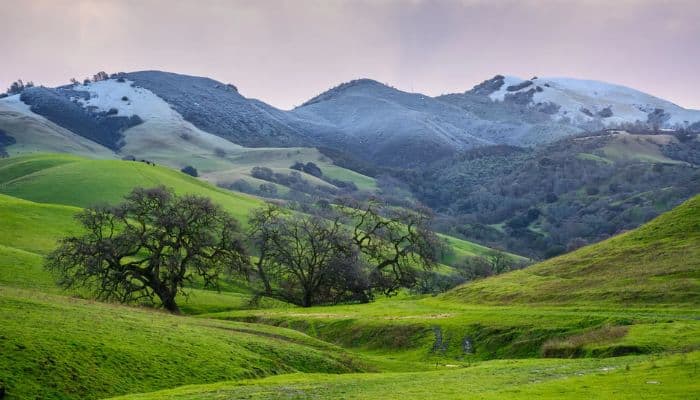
[0,68,699,399]
[0,149,698,398]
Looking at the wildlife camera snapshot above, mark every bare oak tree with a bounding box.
[46,187,248,313]
[249,204,365,307]
[249,199,439,306]
[338,199,440,295]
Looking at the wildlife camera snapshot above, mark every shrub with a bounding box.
[180,165,198,177]
[214,148,226,158]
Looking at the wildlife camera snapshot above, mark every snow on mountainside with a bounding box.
[0,94,116,157]
[75,79,246,159]
[3,70,699,168]
[289,79,496,165]
[480,75,700,128]
[122,71,308,147]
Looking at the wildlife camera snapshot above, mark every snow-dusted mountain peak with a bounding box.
[466,74,700,128]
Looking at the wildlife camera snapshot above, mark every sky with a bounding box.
[1,0,699,110]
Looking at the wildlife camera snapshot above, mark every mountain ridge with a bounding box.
[2,70,699,168]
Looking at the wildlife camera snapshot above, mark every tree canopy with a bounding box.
[46,186,248,313]
[249,199,439,306]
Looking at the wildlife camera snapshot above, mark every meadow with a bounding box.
[0,153,697,399]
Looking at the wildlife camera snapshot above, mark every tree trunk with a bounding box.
[158,292,180,314]
[301,290,312,307]
[256,251,272,295]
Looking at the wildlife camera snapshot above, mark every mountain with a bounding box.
[2,71,700,168]
[445,193,700,305]
[122,71,309,147]
[0,77,380,202]
[288,79,495,166]
[438,75,700,146]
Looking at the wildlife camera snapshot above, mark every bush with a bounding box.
[180,165,198,177]
[214,148,226,158]
[121,96,129,101]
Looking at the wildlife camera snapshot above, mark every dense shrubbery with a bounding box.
[383,133,700,258]
[0,129,17,157]
[180,165,198,177]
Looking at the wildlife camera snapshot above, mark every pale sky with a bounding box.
[2,0,699,110]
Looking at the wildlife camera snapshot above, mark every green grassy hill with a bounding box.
[1,153,697,399]
[446,194,700,306]
[0,286,365,399]
[0,154,262,221]
[112,351,699,400]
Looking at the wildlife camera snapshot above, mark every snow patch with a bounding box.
[486,75,700,127]
[73,79,178,121]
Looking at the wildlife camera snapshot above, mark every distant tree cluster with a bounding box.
[249,165,357,199]
[291,161,323,178]
[5,79,34,95]
[181,165,198,177]
[387,132,700,258]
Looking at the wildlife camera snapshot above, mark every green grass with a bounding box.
[322,165,378,191]
[601,134,683,165]
[439,233,526,263]
[446,194,700,306]
[0,286,366,400]
[206,295,700,364]
[577,152,613,164]
[0,154,263,222]
[111,351,700,399]
[1,154,698,399]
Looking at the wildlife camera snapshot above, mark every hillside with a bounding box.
[289,79,494,165]
[4,71,699,169]
[0,96,115,158]
[0,153,262,220]
[446,194,700,305]
[0,286,364,399]
[438,75,700,146]
[0,79,379,201]
[394,130,700,258]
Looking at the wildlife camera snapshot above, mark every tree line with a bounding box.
[46,186,439,312]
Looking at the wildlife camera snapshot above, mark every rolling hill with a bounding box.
[0,153,262,220]
[0,158,697,399]
[446,194,700,305]
[0,285,365,399]
[1,71,699,399]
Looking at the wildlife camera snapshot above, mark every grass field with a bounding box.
[0,154,698,399]
[112,351,700,399]
[446,195,700,306]
[0,154,263,221]
[0,286,365,400]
